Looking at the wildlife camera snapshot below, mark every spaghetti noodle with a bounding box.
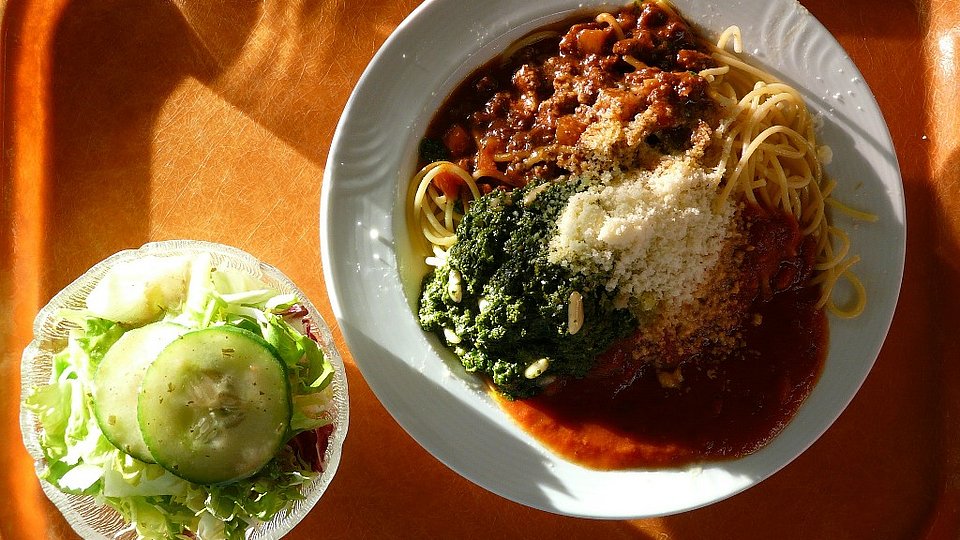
[410,0,872,467]
[702,24,870,317]
[409,2,869,318]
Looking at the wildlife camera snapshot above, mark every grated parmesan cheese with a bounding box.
[548,156,735,314]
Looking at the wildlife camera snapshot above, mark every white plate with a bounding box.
[20,240,349,539]
[321,0,904,518]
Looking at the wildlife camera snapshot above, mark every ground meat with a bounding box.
[423,1,721,187]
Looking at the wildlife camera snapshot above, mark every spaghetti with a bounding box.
[408,2,869,318]
[410,161,479,252]
[702,24,870,317]
[410,0,872,467]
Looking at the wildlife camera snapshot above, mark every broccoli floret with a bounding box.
[418,181,636,399]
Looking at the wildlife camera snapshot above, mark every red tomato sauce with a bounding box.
[498,210,828,469]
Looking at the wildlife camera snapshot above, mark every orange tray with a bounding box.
[2,0,957,538]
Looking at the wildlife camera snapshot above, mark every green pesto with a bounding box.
[418,180,636,399]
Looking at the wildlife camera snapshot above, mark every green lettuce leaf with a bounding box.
[25,254,336,540]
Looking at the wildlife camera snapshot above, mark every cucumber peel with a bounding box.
[138,326,291,484]
[93,321,188,463]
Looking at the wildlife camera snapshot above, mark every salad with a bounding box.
[22,246,344,540]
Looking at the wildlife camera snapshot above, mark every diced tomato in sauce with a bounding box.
[432,170,464,200]
[422,2,718,187]
[443,124,472,157]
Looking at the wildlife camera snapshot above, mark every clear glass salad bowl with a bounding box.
[19,239,349,540]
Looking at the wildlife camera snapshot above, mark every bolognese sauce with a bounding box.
[423,1,720,188]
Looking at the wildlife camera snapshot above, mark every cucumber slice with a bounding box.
[93,321,188,463]
[138,326,291,484]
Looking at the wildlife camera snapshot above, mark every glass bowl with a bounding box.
[20,239,349,540]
